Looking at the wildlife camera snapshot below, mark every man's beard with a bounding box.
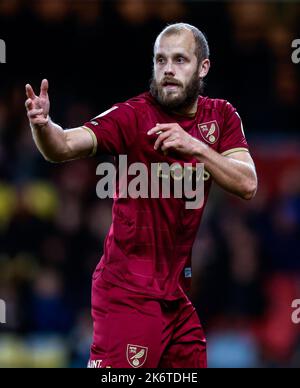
[150,70,204,112]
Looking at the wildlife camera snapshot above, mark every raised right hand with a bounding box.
[25,79,50,128]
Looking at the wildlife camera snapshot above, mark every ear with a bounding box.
[199,59,210,78]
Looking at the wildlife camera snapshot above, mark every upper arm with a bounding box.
[83,103,138,156]
[218,102,248,156]
[62,102,137,161]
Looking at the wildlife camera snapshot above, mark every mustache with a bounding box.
[161,78,182,87]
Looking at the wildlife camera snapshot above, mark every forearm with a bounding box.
[148,123,257,200]
[26,79,94,162]
[30,118,68,162]
[192,140,257,200]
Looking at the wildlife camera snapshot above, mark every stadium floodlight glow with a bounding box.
[291,39,300,64]
[0,39,6,63]
[0,299,6,324]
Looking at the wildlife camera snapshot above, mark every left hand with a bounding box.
[147,123,201,156]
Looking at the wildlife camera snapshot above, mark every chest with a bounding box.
[137,107,224,158]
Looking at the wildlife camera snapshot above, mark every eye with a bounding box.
[176,56,185,64]
[156,57,165,64]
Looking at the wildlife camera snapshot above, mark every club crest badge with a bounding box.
[198,121,220,144]
[126,344,148,368]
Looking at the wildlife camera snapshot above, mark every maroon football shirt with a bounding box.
[83,92,249,300]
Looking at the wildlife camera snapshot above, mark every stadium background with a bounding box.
[0,0,300,368]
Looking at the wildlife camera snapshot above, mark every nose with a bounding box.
[164,60,175,77]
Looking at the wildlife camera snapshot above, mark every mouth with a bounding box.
[162,81,181,92]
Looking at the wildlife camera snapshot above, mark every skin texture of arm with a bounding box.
[193,146,257,200]
[25,79,94,162]
[148,123,257,200]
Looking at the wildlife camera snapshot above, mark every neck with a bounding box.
[172,99,198,117]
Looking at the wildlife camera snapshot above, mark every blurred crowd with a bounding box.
[0,0,300,368]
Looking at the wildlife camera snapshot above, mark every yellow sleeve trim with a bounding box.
[221,147,249,157]
[81,125,98,157]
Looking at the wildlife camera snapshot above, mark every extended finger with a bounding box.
[25,84,36,100]
[40,79,49,97]
[147,123,173,136]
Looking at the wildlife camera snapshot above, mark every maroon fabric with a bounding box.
[89,274,207,368]
[84,92,248,300]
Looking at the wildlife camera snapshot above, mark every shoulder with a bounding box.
[199,96,237,117]
[96,92,153,121]
[91,100,138,124]
[124,92,157,113]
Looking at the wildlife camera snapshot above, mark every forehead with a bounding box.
[155,30,196,57]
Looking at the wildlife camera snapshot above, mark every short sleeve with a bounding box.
[82,103,138,156]
[218,102,249,156]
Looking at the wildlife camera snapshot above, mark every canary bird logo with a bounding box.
[198,120,220,144]
[126,344,148,368]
